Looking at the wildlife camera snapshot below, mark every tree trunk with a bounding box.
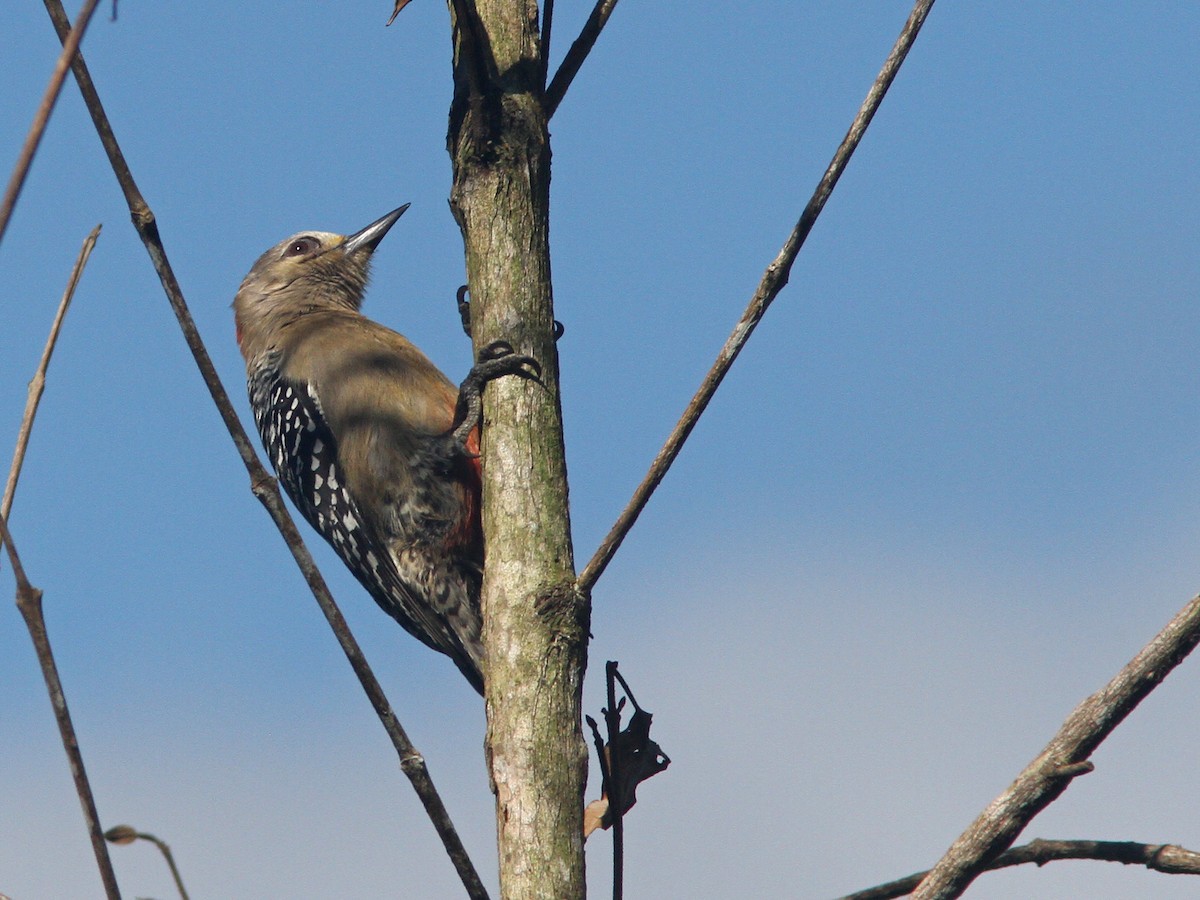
[446,2,589,897]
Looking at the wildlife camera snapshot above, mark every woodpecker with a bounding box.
[233,206,536,694]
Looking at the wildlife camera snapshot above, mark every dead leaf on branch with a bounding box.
[584,664,671,838]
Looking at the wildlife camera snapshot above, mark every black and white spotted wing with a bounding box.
[246,356,479,683]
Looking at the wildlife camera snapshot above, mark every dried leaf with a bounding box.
[583,797,609,838]
[584,669,671,837]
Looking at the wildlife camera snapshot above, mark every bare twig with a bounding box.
[3,225,100,527]
[544,0,619,118]
[604,661,625,899]
[911,595,1200,899]
[577,0,938,593]
[837,838,1200,900]
[0,0,101,249]
[42,3,488,896]
[105,825,190,900]
[0,514,121,900]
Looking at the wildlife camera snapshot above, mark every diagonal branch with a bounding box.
[577,0,938,594]
[837,838,1200,900]
[544,0,619,118]
[910,594,1200,899]
[41,3,488,896]
[0,0,101,249]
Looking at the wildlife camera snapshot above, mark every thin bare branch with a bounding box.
[577,0,938,594]
[837,838,1200,900]
[41,3,487,895]
[0,0,101,249]
[912,595,1200,899]
[3,225,100,526]
[0,226,116,896]
[0,513,122,900]
[544,0,619,118]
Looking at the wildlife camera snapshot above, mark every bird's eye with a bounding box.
[284,236,320,257]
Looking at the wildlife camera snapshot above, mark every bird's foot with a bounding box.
[449,340,542,452]
[456,285,473,338]
[456,285,565,341]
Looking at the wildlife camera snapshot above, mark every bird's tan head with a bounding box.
[233,205,409,358]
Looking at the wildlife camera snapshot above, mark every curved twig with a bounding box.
[105,826,191,900]
[577,0,938,594]
[41,3,488,896]
[838,838,1200,900]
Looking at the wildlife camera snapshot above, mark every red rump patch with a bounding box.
[449,426,483,551]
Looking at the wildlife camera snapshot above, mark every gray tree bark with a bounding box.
[446,2,590,897]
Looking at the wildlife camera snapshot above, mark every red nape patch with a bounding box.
[235,321,243,347]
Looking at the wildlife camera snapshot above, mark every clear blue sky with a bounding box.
[3,2,1199,898]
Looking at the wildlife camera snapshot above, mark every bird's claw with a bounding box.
[456,285,564,342]
[448,340,544,452]
[475,340,542,381]
[456,285,473,338]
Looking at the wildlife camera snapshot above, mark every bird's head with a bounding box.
[233,204,409,355]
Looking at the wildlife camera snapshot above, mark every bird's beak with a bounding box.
[342,204,410,255]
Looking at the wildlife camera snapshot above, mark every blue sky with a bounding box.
[2,2,1199,898]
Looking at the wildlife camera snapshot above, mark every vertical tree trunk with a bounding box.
[446,2,589,897]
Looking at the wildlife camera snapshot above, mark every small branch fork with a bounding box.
[1,232,118,899]
[837,838,1200,900]
[40,3,487,897]
[577,0,938,594]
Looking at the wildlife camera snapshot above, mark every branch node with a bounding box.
[16,584,45,618]
[250,469,278,500]
[1153,843,1200,874]
[399,751,427,776]
[1049,760,1094,780]
[535,580,589,636]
